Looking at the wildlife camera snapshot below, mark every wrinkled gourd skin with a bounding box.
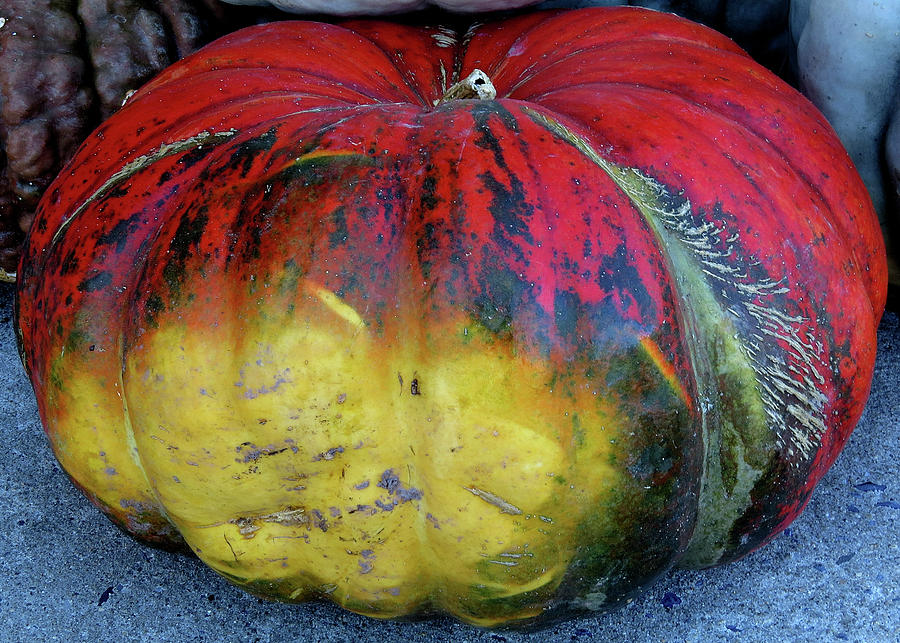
[0,0,278,279]
[17,8,886,629]
[790,0,900,277]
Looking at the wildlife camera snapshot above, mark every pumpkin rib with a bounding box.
[462,7,746,94]
[495,36,752,100]
[340,26,434,107]
[398,100,699,617]
[151,63,419,105]
[141,21,431,105]
[143,67,406,105]
[530,80,838,237]
[528,79,885,319]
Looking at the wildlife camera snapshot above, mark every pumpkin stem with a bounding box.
[435,69,496,105]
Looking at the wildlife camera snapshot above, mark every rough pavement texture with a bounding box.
[1,281,897,641]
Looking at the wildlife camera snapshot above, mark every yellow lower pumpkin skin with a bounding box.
[111,279,691,627]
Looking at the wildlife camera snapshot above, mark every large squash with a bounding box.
[15,8,886,628]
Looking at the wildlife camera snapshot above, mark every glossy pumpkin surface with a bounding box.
[16,8,886,628]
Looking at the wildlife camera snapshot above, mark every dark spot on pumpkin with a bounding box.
[177,131,238,172]
[98,210,145,253]
[375,498,395,512]
[162,206,209,303]
[275,259,304,299]
[77,270,112,293]
[420,175,440,210]
[312,446,344,461]
[410,378,420,395]
[144,293,164,327]
[416,222,439,282]
[378,470,401,494]
[472,265,529,336]
[328,206,348,249]
[59,247,80,276]
[357,204,379,222]
[225,127,279,178]
[628,443,674,482]
[311,509,328,532]
[554,289,581,344]
[235,442,289,464]
[479,171,534,258]
[106,185,129,200]
[377,469,423,503]
[593,242,656,322]
[470,101,520,170]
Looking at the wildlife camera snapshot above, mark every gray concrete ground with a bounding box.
[1,281,897,642]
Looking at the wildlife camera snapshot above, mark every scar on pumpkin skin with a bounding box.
[305,282,367,329]
[228,506,309,539]
[48,129,239,252]
[464,486,522,515]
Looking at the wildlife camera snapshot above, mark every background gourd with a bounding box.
[789,0,900,280]
[0,0,279,279]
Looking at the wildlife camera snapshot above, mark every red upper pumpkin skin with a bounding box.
[16,8,885,627]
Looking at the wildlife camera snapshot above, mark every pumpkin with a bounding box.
[16,8,886,628]
[0,0,277,281]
